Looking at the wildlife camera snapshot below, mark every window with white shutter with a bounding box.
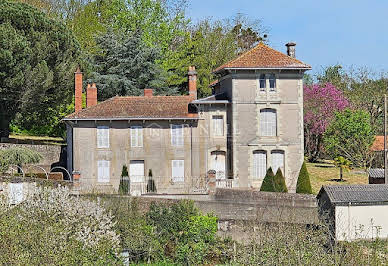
[271,150,284,174]
[171,124,184,146]
[172,160,184,182]
[259,109,277,136]
[252,151,267,179]
[212,115,224,136]
[97,126,109,148]
[97,160,110,183]
[131,126,143,147]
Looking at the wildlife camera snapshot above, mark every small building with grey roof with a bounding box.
[317,185,388,241]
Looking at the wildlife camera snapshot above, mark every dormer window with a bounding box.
[269,74,276,91]
[259,74,266,91]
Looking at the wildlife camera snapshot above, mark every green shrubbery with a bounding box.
[119,165,129,194]
[296,161,313,194]
[260,167,288,192]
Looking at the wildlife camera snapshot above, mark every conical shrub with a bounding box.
[260,167,275,192]
[296,162,313,194]
[274,168,288,193]
[119,165,129,194]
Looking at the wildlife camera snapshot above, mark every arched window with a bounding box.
[269,74,276,91]
[260,109,277,136]
[259,74,266,90]
[271,150,284,174]
[252,150,267,179]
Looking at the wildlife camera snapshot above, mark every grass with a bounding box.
[307,161,368,194]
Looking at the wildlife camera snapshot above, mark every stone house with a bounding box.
[63,42,310,194]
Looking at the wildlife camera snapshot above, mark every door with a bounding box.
[210,151,226,179]
[130,160,144,183]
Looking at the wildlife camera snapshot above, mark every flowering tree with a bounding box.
[304,83,349,161]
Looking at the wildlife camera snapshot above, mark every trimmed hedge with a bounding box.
[296,162,313,194]
[274,168,288,193]
[260,167,275,192]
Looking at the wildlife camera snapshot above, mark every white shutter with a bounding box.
[260,109,276,136]
[172,160,184,182]
[213,115,224,136]
[271,151,284,174]
[97,126,109,148]
[253,151,266,179]
[131,126,143,147]
[130,160,144,182]
[171,125,177,146]
[98,160,110,183]
[171,125,183,146]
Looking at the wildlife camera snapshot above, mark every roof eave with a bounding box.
[62,117,201,121]
[213,66,312,74]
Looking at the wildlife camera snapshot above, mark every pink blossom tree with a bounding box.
[304,83,349,161]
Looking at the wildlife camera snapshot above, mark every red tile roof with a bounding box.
[64,95,197,120]
[213,42,311,73]
[371,136,384,151]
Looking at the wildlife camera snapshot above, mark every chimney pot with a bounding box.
[74,67,83,112]
[86,83,97,108]
[285,42,296,58]
[144,88,153,97]
[188,66,197,99]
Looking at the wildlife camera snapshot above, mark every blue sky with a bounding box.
[186,0,388,75]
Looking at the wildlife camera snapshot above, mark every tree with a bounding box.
[0,147,42,173]
[333,156,352,181]
[324,109,375,167]
[119,165,129,194]
[273,168,288,193]
[304,83,349,162]
[90,30,177,100]
[0,1,80,138]
[296,162,313,194]
[260,167,275,192]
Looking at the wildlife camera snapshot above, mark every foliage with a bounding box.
[296,161,313,194]
[260,167,275,192]
[147,169,156,193]
[0,147,43,173]
[0,1,80,139]
[333,156,352,181]
[119,165,129,194]
[90,29,177,100]
[0,186,120,264]
[324,109,375,167]
[304,83,349,162]
[273,168,288,193]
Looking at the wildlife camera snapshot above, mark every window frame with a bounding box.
[259,108,277,137]
[97,160,110,183]
[97,126,110,148]
[259,74,266,91]
[269,73,276,92]
[271,150,285,175]
[171,124,184,147]
[171,159,184,182]
[130,126,143,147]
[212,115,224,136]
[252,150,267,179]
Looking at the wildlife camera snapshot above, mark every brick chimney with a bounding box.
[74,67,83,112]
[144,88,153,97]
[285,42,296,58]
[86,83,97,108]
[188,66,197,99]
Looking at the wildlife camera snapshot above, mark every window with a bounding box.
[97,126,109,148]
[259,74,266,91]
[260,109,277,136]
[252,151,267,179]
[172,160,184,182]
[130,160,145,182]
[171,124,184,146]
[131,126,143,147]
[97,160,110,183]
[212,115,224,136]
[269,74,276,91]
[271,150,284,174]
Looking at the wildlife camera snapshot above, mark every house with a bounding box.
[317,185,388,241]
[368,168,386,184]
[63,42,311,194]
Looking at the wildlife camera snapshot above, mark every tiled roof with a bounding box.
[213,42,311,73]
[371,136,384,151]
[64,96,197,120]
[368,168,385,179]
[318,185,388,205]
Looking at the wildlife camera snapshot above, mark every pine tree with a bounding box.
[296,162,313,194]
[273,168,288,193]
[260,167,275,192]
[119,165,129,194]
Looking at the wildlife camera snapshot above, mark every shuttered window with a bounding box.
[171,124,184,146]
[252,151,267,179]
[259,74,266,91]
[269,74,276,91]
[260,109,277,136]
[97,160,110,183]
[131,126,143,147]
[271,150,285,174]
[97,126,109,148]
[172,160,184,182]
[212,115,224,136]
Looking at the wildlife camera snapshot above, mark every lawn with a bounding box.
[307,161,368,194]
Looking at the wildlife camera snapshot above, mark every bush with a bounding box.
[0,186,121,264]
[296,161,313,194]
[260,167,275,192]
[273,168,288,193]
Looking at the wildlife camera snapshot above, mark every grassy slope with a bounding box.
[307,162,368,194]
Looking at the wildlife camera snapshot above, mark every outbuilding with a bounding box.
[368,168,386,184]
[317,185,388,241]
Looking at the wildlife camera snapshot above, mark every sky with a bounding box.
[186,0,388,76]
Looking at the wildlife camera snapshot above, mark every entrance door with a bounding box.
[210,151,226,180]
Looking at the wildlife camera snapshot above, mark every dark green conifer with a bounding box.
[296,162,313,194]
